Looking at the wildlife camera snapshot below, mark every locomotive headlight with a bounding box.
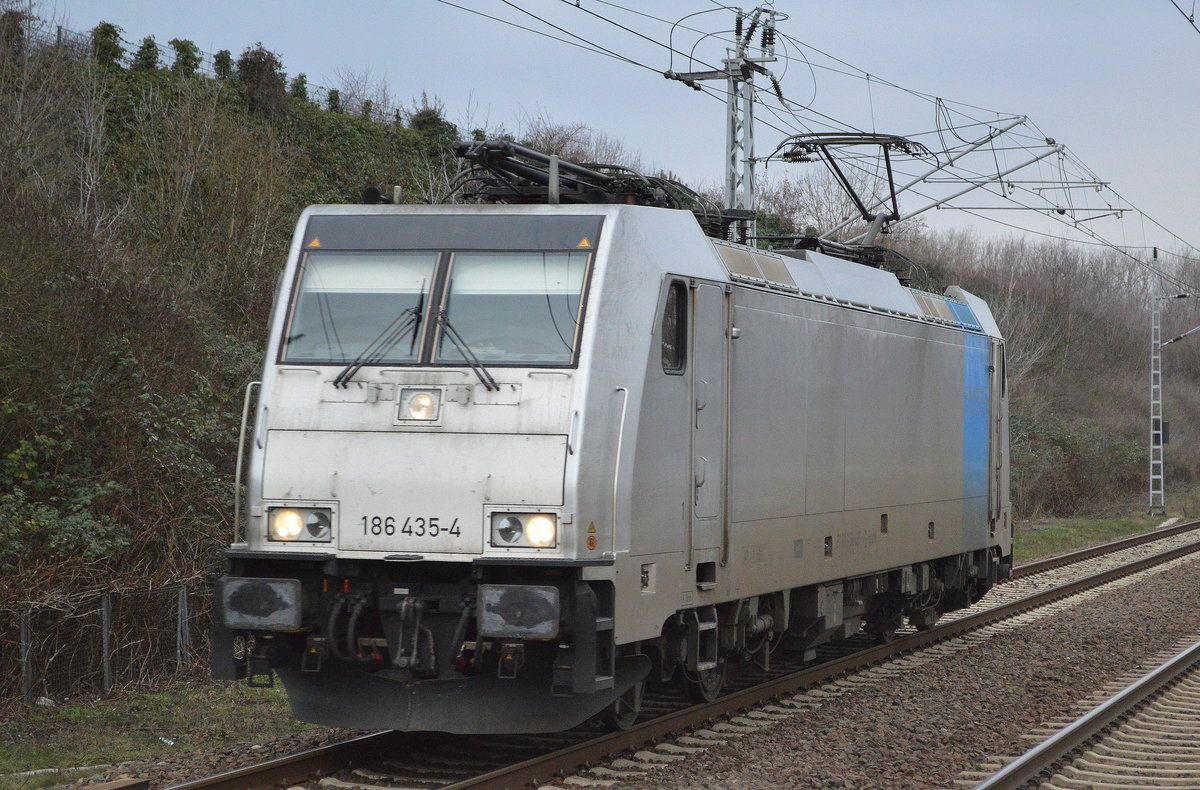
[490,513,557,548]
[268,507,333,542]
[303,510,332,540]
[494,516,524,545]
[270,509,304,540]
[525,515,556,547]
[399,388,440,421]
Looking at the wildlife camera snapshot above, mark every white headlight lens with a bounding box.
[400,389,440,421]
[268,507,333,542]
[490,513,557,548]
[270,509,304,541]
[525,515,556,547]
[409,393,435,419]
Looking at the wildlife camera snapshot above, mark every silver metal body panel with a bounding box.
[238,203,1010,644]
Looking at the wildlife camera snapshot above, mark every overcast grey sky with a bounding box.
[49,0,1200,258]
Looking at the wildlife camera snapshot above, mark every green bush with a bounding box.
[0,11,463,598]
[1011,404,1145,515]
[0,390,126,573]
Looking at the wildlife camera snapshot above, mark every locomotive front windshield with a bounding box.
[279,215,600,367]
[283,251,437,364]
[435,252,587,365]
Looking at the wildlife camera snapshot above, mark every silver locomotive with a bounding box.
[214,160,1010,733]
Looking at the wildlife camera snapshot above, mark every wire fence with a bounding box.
[0,584,211,707]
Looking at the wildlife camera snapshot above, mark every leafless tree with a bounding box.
[335,64,395,122]
[0,1,130,257]
[123,77,289,310]
[757,168,875,239]
[519,111,646,172]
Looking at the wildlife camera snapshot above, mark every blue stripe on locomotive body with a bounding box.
[962,332,991,539]
[948,299,982,331]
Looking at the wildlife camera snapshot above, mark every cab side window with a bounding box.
[661,281,687,374]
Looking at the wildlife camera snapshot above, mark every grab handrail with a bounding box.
[233,381,261,545]
[611,387,629,556]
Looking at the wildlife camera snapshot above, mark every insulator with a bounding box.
[763,25,775,48]
[744,18,759,44]
[735,12,743,39]
[770,76,784,103]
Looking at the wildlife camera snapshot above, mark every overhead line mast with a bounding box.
[666,6,785,245]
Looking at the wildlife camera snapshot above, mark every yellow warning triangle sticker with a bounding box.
[587,522,597,534]
[576,237,592,248]
[308,237,322,248]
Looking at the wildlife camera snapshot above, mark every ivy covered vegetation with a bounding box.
[1,6,1196,604]
[0,8,464,596]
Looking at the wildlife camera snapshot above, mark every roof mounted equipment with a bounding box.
[771,133,936,245]
[445,140,754,241]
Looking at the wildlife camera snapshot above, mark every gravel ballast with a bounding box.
[76,554,1200,789]
[622,555,1200,790]
[71,728,362,788]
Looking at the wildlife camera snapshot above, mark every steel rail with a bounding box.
[435,536,1200,790]
[169,523,1200,790]
[1013,518,1200,578]
[166,730,407,790]
[970,637,1200,790]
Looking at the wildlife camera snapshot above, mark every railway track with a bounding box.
[166,521,1200,790]
[961,635,1200,789]
[1011,517,1200,576]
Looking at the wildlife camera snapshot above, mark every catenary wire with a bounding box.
[1168,0,1200,36]
[437,1,1199,265]
[432,0,647,66]
[497,0,659,70]
[820,148,1199,291]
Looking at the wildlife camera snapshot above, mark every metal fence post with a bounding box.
[19,610,32,700]
[176,584,191,670]
[101,593,112,694]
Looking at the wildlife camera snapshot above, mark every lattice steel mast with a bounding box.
[1150,282,1166,516]
[666,7,783,244]
[1151,268,1198,516]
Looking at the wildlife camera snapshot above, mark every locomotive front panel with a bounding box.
[249,211,596,560]
[214,207,655,733]
[260,430,567,555]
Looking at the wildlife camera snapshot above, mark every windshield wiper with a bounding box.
[437,310,499,391]
[332,286,426,388]
[332,308,418,388]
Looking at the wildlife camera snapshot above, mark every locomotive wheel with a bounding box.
[910,607,941,630]
[867,623,897,644]
[683,659,728,703]
[602,679,645,730]
[865,605,904,644]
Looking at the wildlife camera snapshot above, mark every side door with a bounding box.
[690,282,729,567]
[988,338,1007,531]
